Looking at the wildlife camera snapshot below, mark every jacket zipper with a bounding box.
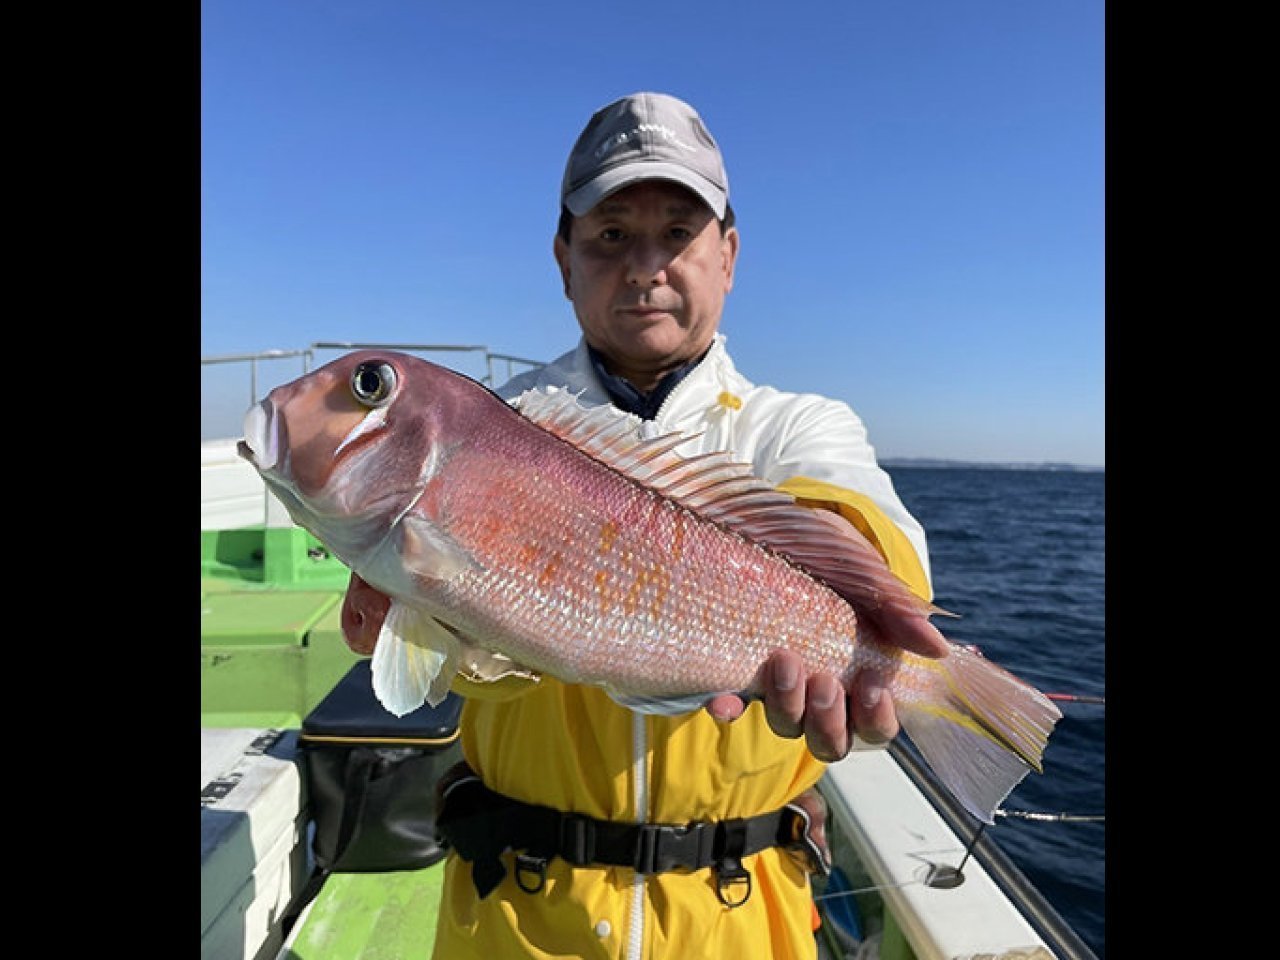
[627,710,647,960]
[649,339,738,457]
[628,338,734,960]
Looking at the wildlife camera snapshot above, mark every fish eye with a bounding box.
[350,360,397,407]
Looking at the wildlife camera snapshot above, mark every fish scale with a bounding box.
[422,442,863,696]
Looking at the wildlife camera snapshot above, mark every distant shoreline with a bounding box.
[881,457,1103,473]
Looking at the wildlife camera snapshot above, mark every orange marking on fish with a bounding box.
[670,511,686,562]
[517,542,540,569]
[594,569,616,619]
[465,513,507,555]
[537,551,563,591]
[616,559,671,621]
[622,568,645,617]
[598,520,619,555]
[649,565,672,621]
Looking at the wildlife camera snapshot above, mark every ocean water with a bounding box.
[888,466,1106,957]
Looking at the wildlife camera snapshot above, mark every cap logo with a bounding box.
[592,122,697,161]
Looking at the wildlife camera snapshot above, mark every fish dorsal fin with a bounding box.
[514,388,939,629]
[513,388,687,473]
[513,388,753,496]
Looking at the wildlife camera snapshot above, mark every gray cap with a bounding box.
[561,92,729,219]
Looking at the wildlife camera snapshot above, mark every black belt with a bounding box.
[435,773,827,907]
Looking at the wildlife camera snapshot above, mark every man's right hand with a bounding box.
[340,572,391,655]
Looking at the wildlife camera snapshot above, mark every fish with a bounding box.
[238,349,1061,823]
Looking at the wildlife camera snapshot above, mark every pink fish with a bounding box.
[238,350,1061,822]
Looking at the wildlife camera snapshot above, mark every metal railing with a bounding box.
[200,341,544,408]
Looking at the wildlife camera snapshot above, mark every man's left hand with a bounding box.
[705,649,897,761]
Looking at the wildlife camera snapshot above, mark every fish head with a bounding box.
[237,350,455,566]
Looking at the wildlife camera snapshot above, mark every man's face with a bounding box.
[554,180,739,393]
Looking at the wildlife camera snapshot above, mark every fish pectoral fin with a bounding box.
[426,618,541,685]
[457,647,542,685]
[370,601,461,715]
[397,514,476,581]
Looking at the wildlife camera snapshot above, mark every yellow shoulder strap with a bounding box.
[775,475,932,603]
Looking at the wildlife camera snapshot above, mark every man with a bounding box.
[341,92,945,960]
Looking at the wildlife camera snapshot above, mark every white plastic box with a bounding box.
[201,728,310,960]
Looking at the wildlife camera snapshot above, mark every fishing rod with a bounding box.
[996,809,1104,823]
[954,646,1105,707]
[1045,692,1105,705]
[1018,691,1104,822]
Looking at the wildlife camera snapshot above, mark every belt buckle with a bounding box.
[559,815,596,866]
[634,822,701,875]
[634,824,663,874]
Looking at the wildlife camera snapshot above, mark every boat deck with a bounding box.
[279,860,448,958]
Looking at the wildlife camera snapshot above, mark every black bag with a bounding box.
[298,659,464,873]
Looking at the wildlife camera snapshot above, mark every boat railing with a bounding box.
[200,342,545,529]
[200,342,545,444]
[201,341,544,406]
[885,740,1100,960]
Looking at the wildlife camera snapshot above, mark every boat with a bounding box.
[200,343,1100,960]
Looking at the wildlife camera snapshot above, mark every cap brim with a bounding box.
[563,161,727,219]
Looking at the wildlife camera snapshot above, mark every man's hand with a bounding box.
[340,572,391,655]
[705,650,900,761]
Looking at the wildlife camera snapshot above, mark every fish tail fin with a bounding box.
[896,645,1063,824]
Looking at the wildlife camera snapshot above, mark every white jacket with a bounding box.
[499,332,932,587]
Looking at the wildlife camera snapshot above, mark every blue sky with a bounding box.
[201,1,1104,466]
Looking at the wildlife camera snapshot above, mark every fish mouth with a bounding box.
[238,399,281,471]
